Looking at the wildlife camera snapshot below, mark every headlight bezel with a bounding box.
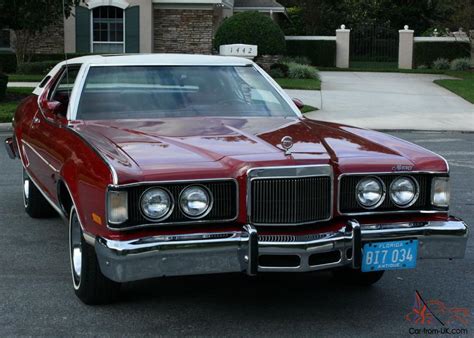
[355,176,386,209]
[179,185,214,219]
[139,187,174,222]
[389,175,420,208]
[431,176,450,208]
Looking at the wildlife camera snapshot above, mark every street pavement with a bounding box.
[290,72,474,131]
[0,131,472,336]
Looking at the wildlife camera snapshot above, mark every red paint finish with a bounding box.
[11,95,449,241]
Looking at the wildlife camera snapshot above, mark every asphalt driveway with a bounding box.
[0,131,472,336]
[290,72,474,131]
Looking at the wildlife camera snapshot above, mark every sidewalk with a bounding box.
[7,82,38,88]
[290,71,474,131]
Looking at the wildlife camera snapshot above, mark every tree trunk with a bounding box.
[12,30,32,66]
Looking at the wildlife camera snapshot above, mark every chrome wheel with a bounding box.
[23,175,29,207]
[69,209,83,289]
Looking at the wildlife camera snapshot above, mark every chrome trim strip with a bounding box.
[105,178,239,231]
[22,140,60,173]
[337,171,449,216]
[246,164,333,226]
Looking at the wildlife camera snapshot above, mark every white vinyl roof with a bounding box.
[58,54,253,66]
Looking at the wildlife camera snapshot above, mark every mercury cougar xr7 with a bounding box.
[4,54,468,304]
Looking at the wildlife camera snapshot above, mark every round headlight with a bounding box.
[390,176,418,207]
[140,188,173,221]
[356,177,385,209]
[180,186,212,218]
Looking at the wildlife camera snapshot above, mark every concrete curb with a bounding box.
[0,123,12,132]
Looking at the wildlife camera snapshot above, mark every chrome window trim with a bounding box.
[178,184,215,220]
[355,175,386,209]
[106,178,239,231]
[337,171,449,216]
[246,164,333,226]
[388,175,420,209]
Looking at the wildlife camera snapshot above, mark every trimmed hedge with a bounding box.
[17,61,57,75]
[285,40,336,67]
[414,42,470,67]
[214,12,286,55]
[0,73,8,101]
[0,53,17,73]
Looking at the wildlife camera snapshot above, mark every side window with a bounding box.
[50,66,81,106]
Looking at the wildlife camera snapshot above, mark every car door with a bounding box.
[23,65,81,202]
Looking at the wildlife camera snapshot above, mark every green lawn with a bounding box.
[275,78,321,90]
[7,74,44,82]
[0,87,34,123]
[434,71,474,103]
[301,105,318,113]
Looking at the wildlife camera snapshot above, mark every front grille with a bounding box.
[339,174,437,214]
[110,180,237,228]
[250,176,331,225]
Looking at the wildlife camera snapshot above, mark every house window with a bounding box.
[92,6,124,53]
[0,29,11,50]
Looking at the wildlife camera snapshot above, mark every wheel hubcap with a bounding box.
[23,177,29,206]
[70,212,82,287]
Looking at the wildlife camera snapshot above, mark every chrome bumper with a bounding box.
[94,219,469,283]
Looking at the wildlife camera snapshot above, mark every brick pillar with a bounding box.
[398,25,414,69]
[336,25,350,68]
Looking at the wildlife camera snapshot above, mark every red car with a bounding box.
[4,55,468,305]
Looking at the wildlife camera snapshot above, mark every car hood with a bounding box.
[71,117,447,184]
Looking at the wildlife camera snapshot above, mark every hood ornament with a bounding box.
[281,136,293,155]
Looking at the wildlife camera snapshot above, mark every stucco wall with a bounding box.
[153,8,214,54]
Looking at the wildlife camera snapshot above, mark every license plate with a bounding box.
[362,240,418,272]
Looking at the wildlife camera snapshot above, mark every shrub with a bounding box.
[0,73,7,101]
[270,63,289,77]
[281,55,311,65]
[17,61,57,75]
[414,41,470,67]
[0,53,17,73]
[432,58,450,70]
[417,64,428,70]
[287,62,319,79]
[450,58,471,71]
[269,68,285,78]
[285,40,336,67]
[214,12,286,55]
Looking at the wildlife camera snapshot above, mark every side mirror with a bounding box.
[39,99,66,117]
[292,98,305,110]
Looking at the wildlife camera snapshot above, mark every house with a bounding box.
[1,0,286,55]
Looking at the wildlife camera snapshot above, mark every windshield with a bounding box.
[76,66,297,120]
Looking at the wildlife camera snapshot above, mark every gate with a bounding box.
[350,25,399,68]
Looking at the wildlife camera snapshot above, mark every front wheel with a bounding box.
[23,169,56,218]
[69,207,120,304]
[332,267,385,286]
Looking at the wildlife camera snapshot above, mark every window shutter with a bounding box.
[75,6,91,53]
[125,6,140,53]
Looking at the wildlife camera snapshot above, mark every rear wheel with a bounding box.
[332,267,385,286]
[23,169,56,218]
[69,207,120,305]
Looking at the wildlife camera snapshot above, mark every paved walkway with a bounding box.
[288,71,474,131]
[7,82,38,88]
